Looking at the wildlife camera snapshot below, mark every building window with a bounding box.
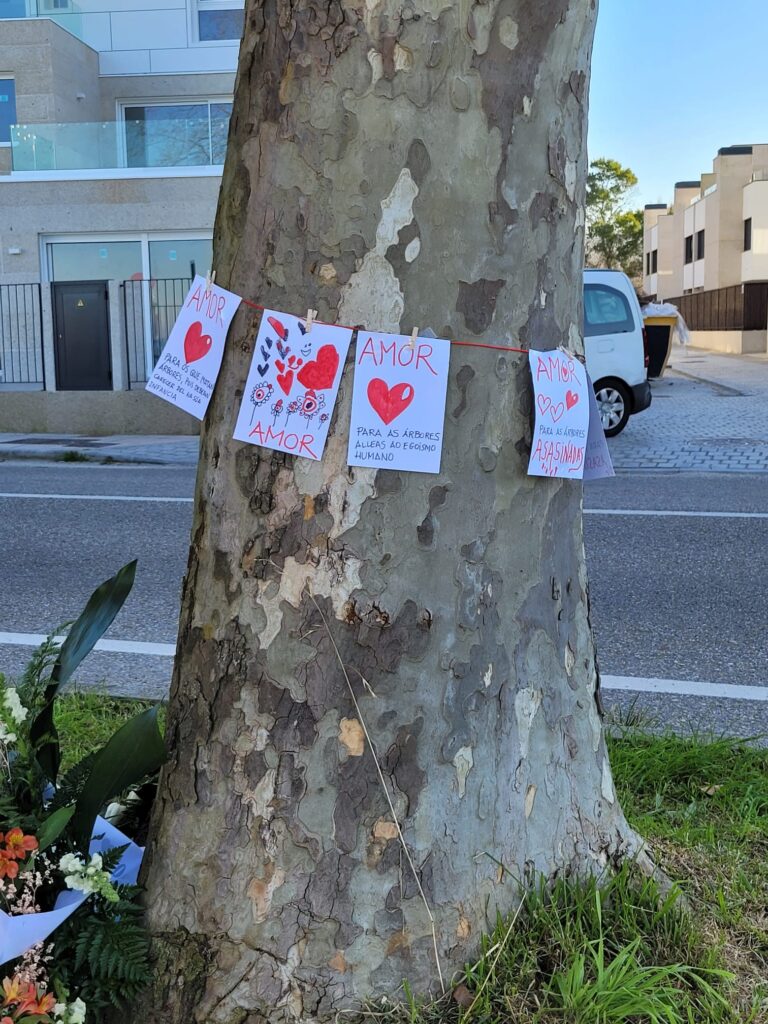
[0,1,27,16]
[122,101,232,167]
[49,240,143,282]
[651,250,658,274]
[696,229,705,260]
[684,235,693,264]
[0,78,16,145]
[646,252,650,275]
[744,217,752,252]
[196,1,244,42]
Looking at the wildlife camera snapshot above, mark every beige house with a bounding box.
[643,145,768,354]
[0,0,243,432]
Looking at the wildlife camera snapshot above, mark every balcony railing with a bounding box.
[10,119,226,172]
[0,1,84,43]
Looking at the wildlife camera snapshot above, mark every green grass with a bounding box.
[52,700,768,1022]
[55,691,155,771]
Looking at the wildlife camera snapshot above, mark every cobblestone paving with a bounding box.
[609,348,768,473]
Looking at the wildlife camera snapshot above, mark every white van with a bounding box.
[583,268,651,436]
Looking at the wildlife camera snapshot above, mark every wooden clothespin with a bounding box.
[205,268,216,290]
[305,308,318,333]
[406,326,418,350]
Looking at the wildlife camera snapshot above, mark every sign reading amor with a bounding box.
[347,331,451,474]
[233,309,352,461]
[527,349,590,478]
[146,275,241,419]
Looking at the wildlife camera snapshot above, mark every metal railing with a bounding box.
[0,283,44,389]
[121,278,192,388]
[668,283,768,332]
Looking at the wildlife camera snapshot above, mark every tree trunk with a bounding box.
[142,1,642,1020]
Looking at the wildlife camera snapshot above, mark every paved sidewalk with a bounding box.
[0,432,199,465]
[609,346,768,473]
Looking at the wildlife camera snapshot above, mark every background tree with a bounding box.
[142,3,644,1021]
[586,157,644,279]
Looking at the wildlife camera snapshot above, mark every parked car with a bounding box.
[583,269,651,436]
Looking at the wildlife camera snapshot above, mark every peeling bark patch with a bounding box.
[452,746,473,797]
[339,717,365,756]
[451,364,475,419]
[525,784,537,818]
[602,759,615,804]
[515,688,542,760]
[456,278,505,334]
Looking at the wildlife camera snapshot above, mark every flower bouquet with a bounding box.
[0,563,165,1023]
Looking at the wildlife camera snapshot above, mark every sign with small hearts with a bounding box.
[527,349,590,478]
[347,331,451,474]
[146,274,241,420]
[233,308,353,461]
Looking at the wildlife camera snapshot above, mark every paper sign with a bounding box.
[233,310,353,461]
[146,275,241,420]
[0,817,143,966]
[347,331,451,474]
[527,349,590,478]
[583,378,615,480]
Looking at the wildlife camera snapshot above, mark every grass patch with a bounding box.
[57,449,91,462]
[52,699,768,1021]
[54,691,156,771]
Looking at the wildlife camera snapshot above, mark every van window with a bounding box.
[584,283,635,337]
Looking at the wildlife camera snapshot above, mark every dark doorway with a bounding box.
[53,281,112,390]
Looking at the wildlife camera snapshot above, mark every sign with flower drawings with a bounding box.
[146,275,241,419]
[233,309,353,460]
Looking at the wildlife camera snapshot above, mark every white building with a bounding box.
[0,0,242,431]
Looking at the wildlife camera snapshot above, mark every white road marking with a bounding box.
[1,633,765,703]
[602,674,768,702]
[0,632,176,657]
[0,492,193,504]
[585,508,768,520]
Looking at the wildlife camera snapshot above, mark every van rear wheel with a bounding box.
[593,379,631,437]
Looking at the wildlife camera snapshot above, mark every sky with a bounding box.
[588,0,768,208]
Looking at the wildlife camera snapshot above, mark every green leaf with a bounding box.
[71,707,165,848]
[29,560,138,783]
[37,804,75,851]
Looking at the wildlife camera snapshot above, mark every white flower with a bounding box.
[54,1002,67,1019]
[58,852,83,876]
[3,687,28,724]
[68,998,87,1024]
[0,720,16,744]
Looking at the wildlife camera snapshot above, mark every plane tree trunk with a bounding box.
[141,1,642,1020]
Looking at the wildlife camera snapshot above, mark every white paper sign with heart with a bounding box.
[146,275,241,420]
[527,349,590,478]
[233,309,353,461]
[347,331,451,474]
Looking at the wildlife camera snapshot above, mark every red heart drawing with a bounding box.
[276,370,294,396]
[367,378,415,425]
[537,395,552,416]
[183,321,212,363]
[297,344,339,391]
[565,390,579,410]
[275,359,286,373]
[267,316,288,341]
[550,402,565,423]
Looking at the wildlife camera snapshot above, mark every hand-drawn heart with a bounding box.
[267,316,288,341]
[257,363,269,378]
[297,344,339,391]
[276,370,294,396]
[565,390,579,410]
[550,402,565,423]
[537,395,552,416]
[275,359,286,373]
[277,340,290,359]
[183,321,212,363]
[367,378,415,425]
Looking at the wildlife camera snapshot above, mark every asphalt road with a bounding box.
[1,461,766,736]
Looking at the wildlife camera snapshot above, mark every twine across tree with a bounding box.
[140,2,649,1020]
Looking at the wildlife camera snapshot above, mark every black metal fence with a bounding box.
[0,283,44,388]
[668,283,768,332]
[121,278,192,387]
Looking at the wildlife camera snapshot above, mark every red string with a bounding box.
[239,296,529,355]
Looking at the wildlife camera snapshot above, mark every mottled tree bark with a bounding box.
[142,1,642,1021]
